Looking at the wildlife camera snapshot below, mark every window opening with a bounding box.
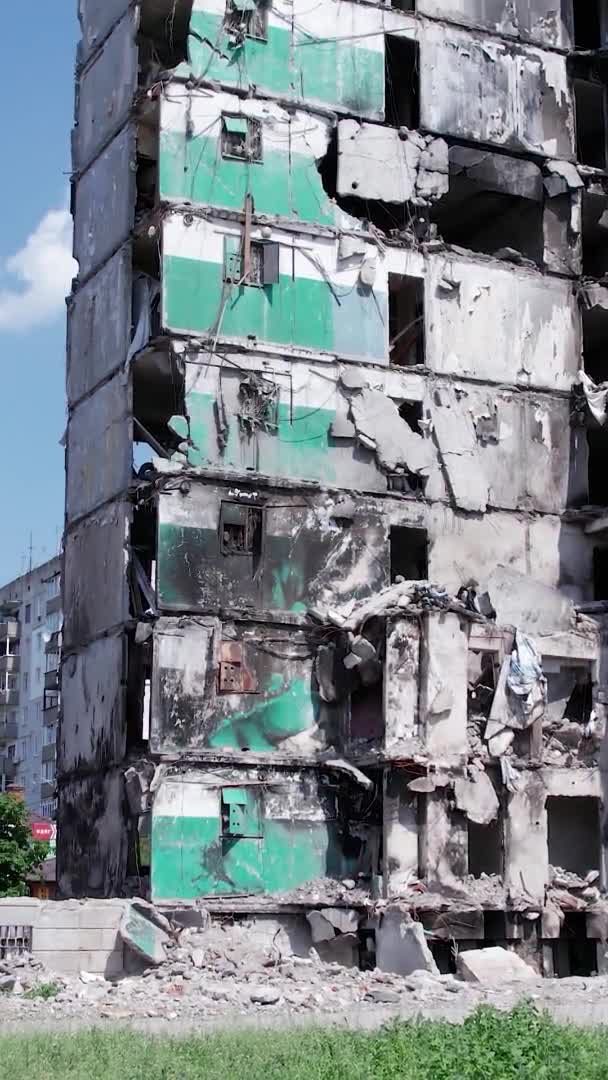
[546,795,600,877]
[224,236,280,286]
[224,0,268,41]
[573,76,608,169]
[220,502,264,556]
[573,1,603,50]
[389,274,424,366]
[221,115,263,162]
[389,526,428,582]
[385,37,419,128]
[553,912,598,977]
[468,817,502,878]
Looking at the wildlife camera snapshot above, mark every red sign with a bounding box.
[31,822,56,843]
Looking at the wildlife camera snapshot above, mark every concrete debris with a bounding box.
[579,369,608,426]
[430,389,488,513]
[456,947,536,984]
[449,146,543,201]
[124,761,156,816]
[349,388,434,477]
[454,771,499,826]
[506,632,547,730]
[487,567,577,636]
[545,160,584,190]
[120,903,172,966]
[376,912,439,977]
[337,120,448,205]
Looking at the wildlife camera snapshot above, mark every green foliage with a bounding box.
[23,983,60,1001]
[1,1006,608,1079]
[0,794,49,897]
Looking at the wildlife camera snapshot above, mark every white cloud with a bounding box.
[0,205,77,333]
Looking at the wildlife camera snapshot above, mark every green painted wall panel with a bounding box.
[207,674,318,750]
[152,812,350,900]
[163,255,387,359]
[186,392,338,481]
[160,133,334,225]
[178,12,292,95]
[177,11,384,116]
[164,255,332,349]
[295,34,384,116]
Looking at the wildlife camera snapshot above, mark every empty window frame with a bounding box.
[224,0,268,40]
[389,526,428,582]
[593,546,608,599]
[388,274,424,366]
[221,115,263,162]
[468,818,503,878]
[220,502,264,556]
[553,912,598,977]
[573,0,606,50]
[546,796,601,878]
[385,37,420,128]
[224,236,280,286]
[573,76,608,169]
[587,425,608,506]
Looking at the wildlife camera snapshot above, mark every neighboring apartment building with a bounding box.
[62,0,608,975]
[0,557,61,819]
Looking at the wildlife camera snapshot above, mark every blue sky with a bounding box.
[0,3,78,581]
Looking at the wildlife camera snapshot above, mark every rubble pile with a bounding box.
[2,936,608,1031]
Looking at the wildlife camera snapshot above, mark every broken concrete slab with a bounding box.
[487,567,575,636]
[430,389,488,513]
[337,120,448,205]
[454,772,499,826]
[449,146,543,201]
[456,947,536,984]
[349,388,434,477]
[119,904,171,966]
[376,911,439,978]
[307,911,335,943]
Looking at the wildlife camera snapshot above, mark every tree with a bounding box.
[0,794,49,897]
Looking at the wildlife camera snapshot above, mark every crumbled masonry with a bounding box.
[61,0,608,981]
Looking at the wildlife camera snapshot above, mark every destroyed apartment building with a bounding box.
[61,0,608,978]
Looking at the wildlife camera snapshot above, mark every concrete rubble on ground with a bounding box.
[2,905,608,1032]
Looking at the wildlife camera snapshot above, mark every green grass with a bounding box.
[22,981,60,1001]
[1,1006,608,1079]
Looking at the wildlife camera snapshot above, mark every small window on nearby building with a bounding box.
[223,0,268,41]
[224,236,280,286]
[41,760,55,782]
[24,604,31,624]
[220,502,264,556]
[389,274,424,366]
[22,672,28,692]
[221,115,263,162]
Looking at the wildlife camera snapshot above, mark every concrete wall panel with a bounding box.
[78,0,131,61]
[59,633,126,774]
[63,501,130,650]
[417,0,573,49]
[67,247,132,406]
[66,374,132,522]
[74,10,139,172]
[73,126,136,280]
[421,26,573,158]
[57,770,129,897]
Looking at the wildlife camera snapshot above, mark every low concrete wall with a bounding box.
[0,898,126,976]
